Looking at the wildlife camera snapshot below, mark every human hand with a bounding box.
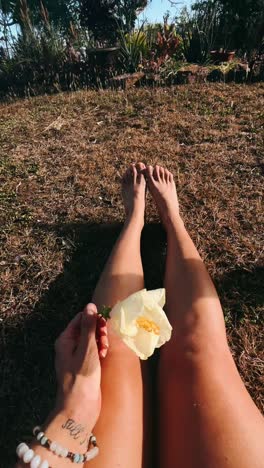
[54,303,108,428]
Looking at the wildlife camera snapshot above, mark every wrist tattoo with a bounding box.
[61,418,90,445]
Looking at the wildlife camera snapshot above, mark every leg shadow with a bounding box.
[1,221,167,467]
[214,266,264,325]
[1,222,123,466]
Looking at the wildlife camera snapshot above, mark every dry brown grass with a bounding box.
[0,83,263,465]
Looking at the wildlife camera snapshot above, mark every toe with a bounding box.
[122,171,128,184]
[159,166,165,182]
[145,165,154,180]
[136,162,146,173]
[154,165,161,181]
[136,162,146,184]
[165,169,170,183]
[128,163,137,183]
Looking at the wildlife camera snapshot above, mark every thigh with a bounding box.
[158,340,264,468]
[85,281,144,468]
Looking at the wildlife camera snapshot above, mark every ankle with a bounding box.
[164,212,183,232]
[125,211,144,229]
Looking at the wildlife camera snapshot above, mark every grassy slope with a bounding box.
[0,84,263,464]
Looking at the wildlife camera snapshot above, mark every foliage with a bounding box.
[0,0,78,30]
[79,0,148,44]
[119,24,151,72]
[177,0,264,62]
[218,0,264,55]
[0,2,76,96]
[119,20,183,73]
[176,2,222,63]
[155,20,183,61]
[158,57,184,82]
[0,27,66,94]
[1,0,264,96]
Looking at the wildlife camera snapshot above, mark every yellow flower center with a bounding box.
[136,316,160,335]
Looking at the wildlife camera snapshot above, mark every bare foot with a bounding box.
[145,165,180,228]
[122,163,146,225]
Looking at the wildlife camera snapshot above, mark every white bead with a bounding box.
[36,431,44,441]
[85,446,99,461]
[23,449,35,463]
[50,441,57,452]
[30,455,41,468]
[33,426,41,436]
[55,444,62,456]
[61,448,68,458]
[16,443,29,458]
[39,461,49,468]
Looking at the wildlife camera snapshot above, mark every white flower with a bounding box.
[110,289,172,360]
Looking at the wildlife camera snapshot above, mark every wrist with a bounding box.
[16,409,96,468]
[44,407,94,445]
[55,384,101,429]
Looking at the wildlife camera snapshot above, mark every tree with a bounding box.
[176,1,223,62]
[0,0,79,31]
[79,0,149,44]
[186,0,264,56]
[219,0,264,53]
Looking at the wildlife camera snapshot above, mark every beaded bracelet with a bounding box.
[16,427,99,466]
[16,443,50,468]
[33,426,99,463]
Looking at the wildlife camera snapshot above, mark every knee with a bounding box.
[159,336,231,374]
[106,330,140,364]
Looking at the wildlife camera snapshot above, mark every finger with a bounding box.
[55,312,82,354]
[99,347,108,359]
[97,316,109,358]
[77,303,97,361]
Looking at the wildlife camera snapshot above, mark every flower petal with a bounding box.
[123,328,160,360]
[110,288,172,360]
[111,289,146,326]
[144,288,166,308]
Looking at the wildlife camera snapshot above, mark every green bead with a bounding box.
[73,454,80,463]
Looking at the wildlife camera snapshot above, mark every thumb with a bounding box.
[77,303,97,362]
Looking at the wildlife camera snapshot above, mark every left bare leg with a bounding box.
[87,163,146,468]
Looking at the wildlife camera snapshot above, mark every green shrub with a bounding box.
[119,24,152,72]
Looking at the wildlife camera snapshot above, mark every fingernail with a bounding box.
[100,349,108,358]
[85,303,97,315]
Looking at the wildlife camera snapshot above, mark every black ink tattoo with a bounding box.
[61,418,86,441]
[79,432,90,446]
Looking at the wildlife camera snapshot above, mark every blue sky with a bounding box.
[139,0,192,23]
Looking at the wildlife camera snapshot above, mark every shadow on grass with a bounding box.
[215,266,264,325]
[1,222,166,466]
[1,221,263,466]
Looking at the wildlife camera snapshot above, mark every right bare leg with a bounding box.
[145,165,264,468]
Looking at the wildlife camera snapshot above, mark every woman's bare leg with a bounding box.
[86,163,145,468]
[145,165,264,468]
